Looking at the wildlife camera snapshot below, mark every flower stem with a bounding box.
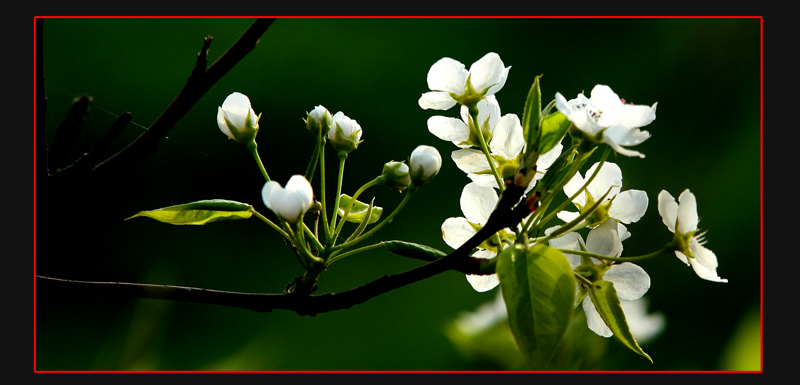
[246,140,271,182]
[332,187,416,253]
[532,145,610,236]
[332,176,383,243]
[556,244,671,263]
[469,106,504,192]
[329,152,348,237]
[305,131,323,184]
[250,209,292,242]
[319,141,332,243]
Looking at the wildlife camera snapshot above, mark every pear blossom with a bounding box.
[658,189,727,283]
[427,95,501,149]
[555,85,657,158]
[328,111,363,153]
[217,92,260,144]
[261,175,315,224]
[409,145,442,185]
[451,113,563,190]
[418,52,511,111]
[549,220,651,338]
[441,182,508,292]
[557,162,648,229]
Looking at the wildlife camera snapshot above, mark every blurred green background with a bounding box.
[36,17,761,371]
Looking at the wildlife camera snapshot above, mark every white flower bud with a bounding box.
[217,92,260,144]
[382,161,411,191]
[261,175,314,224]
[328,111,363,154]
[304,105,333,136]
[409,145,442,185]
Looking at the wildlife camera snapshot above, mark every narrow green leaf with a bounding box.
[522,75,543,153]
[383,240,447,262]
[337,194,383,224]
[586,280,653,363]
[126,199,253,225]
[538,110,571,156]
[497,243,576,369]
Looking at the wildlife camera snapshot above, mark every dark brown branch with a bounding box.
[36,184,534,316]
[90,18,275,175]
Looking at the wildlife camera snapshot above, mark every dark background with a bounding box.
[35,17,761,371]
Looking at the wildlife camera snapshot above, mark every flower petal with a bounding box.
[466,250,500,292]
[466,273,500,292]
[441,217,476,249]
[604,262,651,301]
[460,182,498,225]
[608,189,649,224]
[585,162,623,202]
[677,189,699,233]
[585,219,623,258]
[451,149,491,174]
[261,181,281,210]
[489,114,525,160]
[548,231,584,268]
[419,91,458,110]
[427,57,468,93]
[427,116,469,144]
[657,190,678,233]
[689,239,728,283]
[217,107,233,139]
[583,297,613,338]
[468,52,506,94]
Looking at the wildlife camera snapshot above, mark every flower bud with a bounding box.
[409,145,442,185]
[304,105,333,136]
[261,175,315,224]
[217,92,260,144]
[382,161,412,191]
[328,111,363,154]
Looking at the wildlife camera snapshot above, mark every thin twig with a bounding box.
[37,184,533,316]
[90,18,274,175]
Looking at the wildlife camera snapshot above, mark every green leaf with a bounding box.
[585,280,653,363]
[383,240,447,262]
[538,110,571,156]
[522,75,543,154]
[337,194,383,224]
[126,199,253,225]
[496,243,576,369]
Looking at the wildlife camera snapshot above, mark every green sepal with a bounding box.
[383,240,447,262]
[585,280,653,363]
[496,243,576,369]
[337,194,383,224]
[126,199,253,225]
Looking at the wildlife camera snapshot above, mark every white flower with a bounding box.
[409,145,443,185]
[217,92,260,143]
[658,189,727,283]
[418,52,510,111]
[328,111,363,153]
[441,182,505,292]
[261,175,315,224]
[557,162,648,229]
[427,94,501,148]
[451,116,563,190]
[555,85,656,158]
[549,220,651,338]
